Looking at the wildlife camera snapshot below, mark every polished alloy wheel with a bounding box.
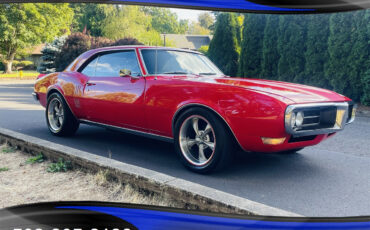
[179,115,216,166]
[47,98,64,132]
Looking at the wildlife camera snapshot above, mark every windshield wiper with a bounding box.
[199,72,217,75]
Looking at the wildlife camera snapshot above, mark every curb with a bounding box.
[0,127,301,217]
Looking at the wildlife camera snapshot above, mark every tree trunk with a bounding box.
[3,52,16,74]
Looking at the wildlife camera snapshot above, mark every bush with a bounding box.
[198,45,209,55]
[113,38,143,46]
[55,33,144,71]
[361,69,370,106]
[55,33,91,71]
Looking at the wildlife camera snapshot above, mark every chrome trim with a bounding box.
[77,48,144,78]
[347,103,357,124]
[32,92,39,101]
[285,102,349,137]
[80,119,174,143]
[172,103,245,151]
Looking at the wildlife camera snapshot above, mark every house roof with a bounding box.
[162,34,213,50]
[30,43,46,55]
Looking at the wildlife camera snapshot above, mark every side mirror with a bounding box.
[119,69,132,77]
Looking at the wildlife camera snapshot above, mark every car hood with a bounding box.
[190,76,349,104]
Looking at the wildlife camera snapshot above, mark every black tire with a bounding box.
[174,107,235,174]
[46,92,79,136]
[277,148,304,154]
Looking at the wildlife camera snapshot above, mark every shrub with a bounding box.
[361,69,370,106]
[113,38,143,46]
[198,45,209,55]
[55,33,144,71]
[55,33,91,71]
[38,36,67,73]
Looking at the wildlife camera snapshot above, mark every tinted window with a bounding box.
[95,51,141,77]
[81,57,98,77]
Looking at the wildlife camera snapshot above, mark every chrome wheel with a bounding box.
[47,98,64,132]
[179,115,216,166]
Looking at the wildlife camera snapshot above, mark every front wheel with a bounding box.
[174,108,235,174]
[46,93,79,136]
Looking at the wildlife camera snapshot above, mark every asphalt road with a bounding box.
[0,80,369,217]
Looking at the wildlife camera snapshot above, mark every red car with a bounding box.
[33,46,356,173]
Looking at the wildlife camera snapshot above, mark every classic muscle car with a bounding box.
[33,46,356,173]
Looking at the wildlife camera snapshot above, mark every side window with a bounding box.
[81,57,98,77]
[95,51,141,77]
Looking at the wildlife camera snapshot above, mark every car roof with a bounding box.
[89,46,202,55]
[65,46,203,72]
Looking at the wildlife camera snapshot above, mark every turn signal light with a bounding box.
[261,137,286,145]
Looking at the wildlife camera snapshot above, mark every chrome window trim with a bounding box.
[285,102,350,137]
[78,48,144,78]
[80,119,174,143]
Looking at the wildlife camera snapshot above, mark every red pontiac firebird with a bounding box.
[33,46,356,173]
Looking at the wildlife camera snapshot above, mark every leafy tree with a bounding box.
[361,69,370,105]
[142,7,188,34]
[187,21,211,35]
[277,15,307,83]
[38,36,67,73]
[70,3,116,37]
[198,13,214,30]
[261,15,280,79]
[239,14,266,78]
[303,14,331,88]
[0,3,73,73]
[101,6,162,45]
[208,13,240,76]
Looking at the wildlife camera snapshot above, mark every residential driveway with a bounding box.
[0,80,369,217]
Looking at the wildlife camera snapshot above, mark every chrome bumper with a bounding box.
[32,92,39,101]
[285,102,354,137]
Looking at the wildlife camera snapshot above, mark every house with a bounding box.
[25,43,46,69]
[162,34,213,50]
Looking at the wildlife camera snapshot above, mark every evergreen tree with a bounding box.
[304,14,331,88]
[277,15,307,83]
[238,14,266,78]
[347,10,369,101]
[261,15,279,79]
[326,12,356,99]
[208,13,240,77]
[37,36,67,73]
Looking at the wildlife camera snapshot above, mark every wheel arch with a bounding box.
[172,103,244,151]
[46,87,78,119]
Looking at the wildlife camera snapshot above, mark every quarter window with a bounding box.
[81,57,98,77]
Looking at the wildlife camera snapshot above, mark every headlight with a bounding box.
[295,111,304,127]
[290,112,296,129]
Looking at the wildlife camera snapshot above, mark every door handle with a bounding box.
[86,82,96,86]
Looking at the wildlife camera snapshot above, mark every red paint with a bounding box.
[34,46,352,153]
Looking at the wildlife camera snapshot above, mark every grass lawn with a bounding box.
[0,71,39,79]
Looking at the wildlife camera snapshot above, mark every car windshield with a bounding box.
[141,49,224,76]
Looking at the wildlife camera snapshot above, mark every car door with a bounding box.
[80,50,146,129]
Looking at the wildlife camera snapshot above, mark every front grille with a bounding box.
[298,107,337,131]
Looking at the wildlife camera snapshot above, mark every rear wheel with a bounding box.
[46,93,79,136]
[174,108,235,173]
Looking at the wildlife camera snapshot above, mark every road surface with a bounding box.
[0,80,369,217]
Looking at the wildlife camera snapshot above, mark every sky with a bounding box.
[169,8,212,22]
